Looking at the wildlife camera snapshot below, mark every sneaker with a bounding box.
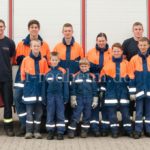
[111,132,119,138]
[25,132,33,139]
[68,132,75,139]
[16,126,26,137]
[57,133,64,140]
[34,133,42,139]
[80,130,88,138]
[133,132,141,139]
[5,128,15,137]
[47,131,54,140]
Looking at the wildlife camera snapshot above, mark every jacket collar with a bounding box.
[23,34,43,46]
[95,43,109,52]
[138,49,149,59]
[30,51,41,61]
[112,56,123,63]
[62,37,75,46]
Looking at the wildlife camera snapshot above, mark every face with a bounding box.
[96,36,107,48]
[138,41,149,54]
[28,24,40,37]
[0,22,5,36]
[62,26,73,39]
[30,41,41,55]
[50,56,60,67]
[133,25,143,39]
[112,47,123,58]
[80,64,90,73]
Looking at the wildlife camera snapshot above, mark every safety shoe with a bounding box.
[25,132,33,139]
[80,130,88,138]
[111,132,119,138]
[133,132,141,139]
[47,131,54,140]
[93,131,100,137]
[5,128,15,137]
[34,132,42,139]
[57,133,64,140]
[145,132,150,137]
[101,131,109,137]
[68,131,75,139]
[16,126,26,137]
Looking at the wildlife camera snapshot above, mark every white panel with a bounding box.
[13,0,81,50]
[0,0,9,35]
[87,0,148,51]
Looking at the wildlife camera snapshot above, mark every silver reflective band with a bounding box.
[65,120,69,123]
[90,120,99,124]
[26,120,34,124]
[86,79,92,83]
[145,120,150,123]
[81,125,90,128]
[101,120,110,124]
[110,124,119,127]
[136,91,144,97]
[34,121,41,124]
[105,99,118,104]
[120,99,129,104]
[68,126,76,130]
[57,77,63,79]
[135,120,143,123]
[14,83,24,87]
[46,124,55,127]
[147,92,150,96]
[129,88,136,92]
[47,77,54,81]
[22,96,42,101]
[18,112,27,117]
[56,124,65,127]
[123,124,131,127]
[75,79,83,83]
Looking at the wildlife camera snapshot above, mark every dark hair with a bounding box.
[112,43,123,50]
[138,37,150,44]
[0,19,5,27]
[28,19,40,29]
[96,33,107,40]
[51,51,59,57]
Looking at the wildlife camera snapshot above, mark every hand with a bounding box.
[92,97,98,109]
[130,94,136,101]
[70,96,77,108]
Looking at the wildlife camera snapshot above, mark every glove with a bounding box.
[70,96,77,108]
[130,94,136,101]
[92,97,98,109]
[99,91,105,100]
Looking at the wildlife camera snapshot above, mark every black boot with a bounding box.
[101,131,109,137]
[133,132,141,139]
[16,126,26,137]
[68,131,75,139]
[111,132,119,138]
[80,130,88,138]
[5,128,15,137]
[93,131,100,137]
[145,132,150,137]
[47,131,54,140]
[57,133,64,140]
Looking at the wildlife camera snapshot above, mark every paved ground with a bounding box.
[0,108,150,150]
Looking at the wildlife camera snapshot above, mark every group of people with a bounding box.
[0,19,149,140]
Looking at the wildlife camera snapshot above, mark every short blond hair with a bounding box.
[79,58,90,66]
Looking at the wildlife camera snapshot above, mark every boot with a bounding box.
[5,128,15,137]
[34,132,42,139]
[47,131,54,140]
[57,133,64,140]
[68,131,75,139]
[25,132,33,139]
[80,130,88,138]
[16,126,26,137]
[133,132,141,139]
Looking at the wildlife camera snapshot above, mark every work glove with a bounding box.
[92,97,98,109]
[70,96,77,108]
[130,94,136,101]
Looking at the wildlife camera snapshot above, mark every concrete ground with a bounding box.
[0,108,150,150]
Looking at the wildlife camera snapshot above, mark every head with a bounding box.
[79,58,90,73]
[62,23,73,39]
[132,22,144,40]
[28,19,40,37]
[0,19,6,36]
[96,33,107,48]
[138,37,150,54]
[30,39,41,56]
[50,52,60,67]
[112,43,123,58]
